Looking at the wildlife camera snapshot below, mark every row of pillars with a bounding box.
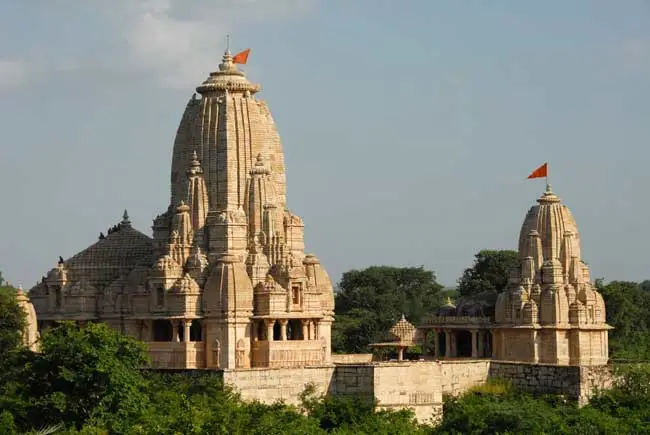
[426,329,491,358]
[149,319,201,342]
[254,319,320,342]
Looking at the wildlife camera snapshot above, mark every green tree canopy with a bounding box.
[332,266,444,353]
[596,280,650,361]
[457,250,519,297]
[1,322,150,432]
[0,283,26,358]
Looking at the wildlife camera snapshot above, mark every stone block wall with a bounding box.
[331,353,374,364]
[489,361,612,405]
[578,365,613,405]
[372,362,443,423]
[221,360,611,423]
[222,366,336,405]
[332,364,374,396]
[223,359,493,423]
[489,361,581,398]
[439,360,491,396]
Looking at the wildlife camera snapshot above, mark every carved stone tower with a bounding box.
[494,185,611,365]
[30,49,335,370]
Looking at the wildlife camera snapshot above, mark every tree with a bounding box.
[332,266,444,353]
[457,250,519,297]
[596,280,650,360]
[2,322,150,432]
[0,284,26,358]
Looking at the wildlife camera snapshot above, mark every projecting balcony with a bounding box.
[252,339,325,368]
[147,341,206,369]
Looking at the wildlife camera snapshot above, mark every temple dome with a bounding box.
[169,51,287,213]
[518,184,581,265]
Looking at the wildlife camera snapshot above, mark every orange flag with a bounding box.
[527,163,548,179]
[232,48,251,64]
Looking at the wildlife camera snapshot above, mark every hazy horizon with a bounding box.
[1,1,649,288]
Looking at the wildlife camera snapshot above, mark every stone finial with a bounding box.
[122,210,131,227]
[188,150,203,175]
[537,184,561,205]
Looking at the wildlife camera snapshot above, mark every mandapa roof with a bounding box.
[63,223,153,285]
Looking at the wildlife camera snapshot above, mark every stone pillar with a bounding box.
[471,329,478,358]
[171,320,180,342]
[477,330,485,357]
[314,320,320,339]
[149,320,155,341]
[265,319,274,341]
[398,346,404,361]
[302,320,309,340]
[279,320,288,341]
[444,330,451,357]
[183,320,192,342]
[434,331,440,358]
[450,331,457,357]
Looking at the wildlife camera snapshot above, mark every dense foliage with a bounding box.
[596,279,650,361]
[0,284,26,358]
[332,266,444,353]
[456,250,519,297]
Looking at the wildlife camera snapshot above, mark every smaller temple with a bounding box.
[375,184,611,367]
[419,296,494,359]
[371,314,420,361]
[493,185,611,365]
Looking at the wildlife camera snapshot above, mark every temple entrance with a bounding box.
[153,319,172,341]
[287,319,303,340]
[273,321,282,341]
[190,320,202,341]
[456,330,472,357]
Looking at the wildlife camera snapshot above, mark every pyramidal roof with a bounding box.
[62,211,153,285]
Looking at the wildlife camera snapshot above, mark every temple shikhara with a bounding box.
[24,48,612,422]
[29,49,334,370]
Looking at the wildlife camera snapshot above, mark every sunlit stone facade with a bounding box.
[29,50,335,370]
[493,185,611,365]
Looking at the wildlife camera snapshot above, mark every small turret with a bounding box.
[187,151,209,236]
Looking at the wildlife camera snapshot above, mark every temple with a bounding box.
[23,47,613,422]
[492,184,611,365]
[375,184,611,368]
[29,49,335,370]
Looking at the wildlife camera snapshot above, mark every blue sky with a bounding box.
[1,0,649,288]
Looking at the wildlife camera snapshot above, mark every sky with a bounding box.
[1,0,649,289]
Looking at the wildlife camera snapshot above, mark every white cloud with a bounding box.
[0,0,316,91]
[104,0,317,88]
[0,59,28,91]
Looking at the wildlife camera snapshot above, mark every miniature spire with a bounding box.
[188,150,203,176]
[121,209,131,227]
[251,153,270,175]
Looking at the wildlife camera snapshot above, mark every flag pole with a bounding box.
[546,162,550,191]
